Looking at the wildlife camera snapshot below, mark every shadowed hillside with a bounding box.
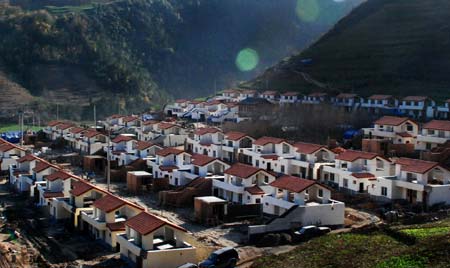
[246,0,450,101]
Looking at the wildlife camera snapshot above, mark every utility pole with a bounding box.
[19,111,24,146]
[107,129,111,192]
[56,103,59,121]
[93,104,97,129]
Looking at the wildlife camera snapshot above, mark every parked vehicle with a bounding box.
[293,225,331,241]
[198,247,239,268]
[177,264,198,268]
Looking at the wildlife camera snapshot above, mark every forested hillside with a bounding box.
[246,0,450,101]
[0,0,362,119]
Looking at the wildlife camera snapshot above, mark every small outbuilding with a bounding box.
[194,196,227,226]
[126,171,152,194]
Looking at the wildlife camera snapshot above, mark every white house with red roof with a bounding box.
[260,91,279,102]
[0,139,26,171]
[287,142,336,179]
[9,154,38,192]
[164,99,190,118]
[239,89,257,100]
[221,131,255,163]
[360,95,398,114]
[55,123,75,140]
[38,170,74,207]
[153,122,188,147]
[43,120,65,139]
[279,92,301,104]
[416,120,450,151]
[399,96,436,119]
[363,116,419,145]
[148,148,191,183]
[332,93,361,111]
[109,135,137,166]
[172,154,230,186]
[133,141,163,159]
[64,126,85,149]
[78,130,108,155]
[220,89,241,100]
[81,193,144,249]
[262,175,343,219]
[369,158,450,206]
[117,211,196,268]
[136,120,160,141]
[321,150,394,193]
[187,127,224,158]
[212,163,277,204]
[302,92,328,104]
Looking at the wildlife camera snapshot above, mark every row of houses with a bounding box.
[166,90,450,121]
[0,138,197,268]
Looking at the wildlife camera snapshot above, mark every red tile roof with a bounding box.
[262,91,278,96]
[308,92,327,97]
[17,154,37,163]
[368,95,393,100]
[112,135,134,143]
[56,123,73,130]
[374,116,413,126]
[175,99,188,103]
[158,122,177,130]
[245,185,265,195]
[253,136,287,146]
[142,120,160,126]
[293,142,325,154]
[110,114,125,119]
[136,141,159,151]
[270,175,315,193]
[223,89,240,94]
[123,116,138,123]
[46,171,72,181]
[224,163,263,178]
[351,173,376,179]
[47,120,64,127]
[331,147,346,154]
[225,131,251,141]
[396,158,440,174]
[69,127,85,134]
[191,154,217,166]
[241,90,256,94]
[397,132,414,138]
[156,147,185,157]
[261,155,279,160]
[126,212,186,236]
[0,143,17,153]
[84,130,103,138]
[336,150,379,162]
[159,165,179,172]
[70,181,94,196]
[403,96,429,101]
[107,222,126,232]
[282,91,300,96]
[336,93,358,99]
[194,127,221,136]
[33,161,52,173]
[93,194,126,213]
[43,192,64,199]
[423,120,450,132]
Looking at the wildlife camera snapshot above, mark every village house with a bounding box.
[43,121,64,140]
[220,89,240,101]
[153,122,188,147]
[122,115,140,128]
[416,120,450,151]
[55,123,75,140]
[360,95,399,114]
[186,127,224,158]
[172,154,230,186]
[32,161,60,202]
[64,127,85,150]
[38,170,73,207]
[148,147,191,185]
[9,154,38,193]
[78,130,108,155]
[117,211,196,268]
[320,150,394,194]
[369,158,450,206]
[302,92,328,104]
[332,93,361,111]
[221,131,254,163]
[362,116,419,155]
[399,96,436,119]
[287,142,336,179]
[239,89,257,100]
[133,140,163,159]
[260,91,279,102]
[436,99,450,120]
[0,139,26,171]
[81,193,144,250]
[110,135,137,166]
[279,92,301,104]
[212,163,277,205]
[104,115,126,131]
[164,99,190,118]
[136,120,160,141]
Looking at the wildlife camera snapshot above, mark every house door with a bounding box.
[136,256,143,268]
[359,182,364,193]
[267,163,272,171]
[407,189,417,204]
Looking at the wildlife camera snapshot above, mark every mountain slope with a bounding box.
[246,0,450,100]
[0,0,363,119]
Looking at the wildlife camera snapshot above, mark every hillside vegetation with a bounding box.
[247,0,450,101]
[0,0,362,119]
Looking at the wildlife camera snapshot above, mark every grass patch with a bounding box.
[401,227,450,239]
[377,255,428,268]
[0,124,42,133]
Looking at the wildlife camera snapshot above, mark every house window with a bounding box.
[381,187,388,196]
[282,144,290,154]
[341,163,348,169]
[281,165,285,173]
[264,176,269,184]
[318,189,323,197]
[255,160,259,167]
[343,179,348,188]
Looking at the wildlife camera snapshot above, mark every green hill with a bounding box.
[246,0,450,101]
[0,0,363,120]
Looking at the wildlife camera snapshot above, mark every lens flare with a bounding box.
[296,0,320,23]
[235,48,259,72]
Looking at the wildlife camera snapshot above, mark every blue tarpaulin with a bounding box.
[1,132,22,143]
[343,129,360,140]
